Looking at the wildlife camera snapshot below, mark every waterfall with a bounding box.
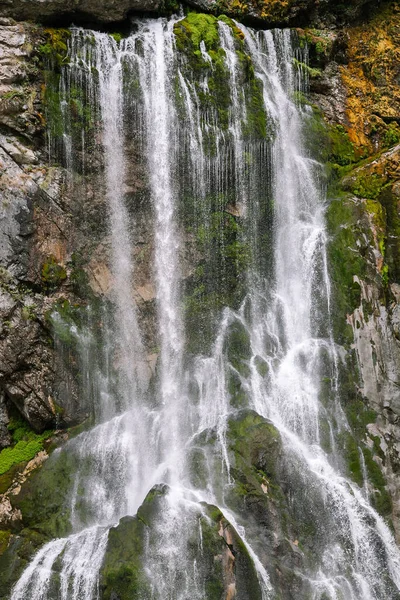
[11,15,400,600]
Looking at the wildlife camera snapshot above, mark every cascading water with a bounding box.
[10,14,400,600]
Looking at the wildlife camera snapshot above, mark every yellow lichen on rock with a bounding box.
[340,2,400,151]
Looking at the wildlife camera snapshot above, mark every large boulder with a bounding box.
[100,484,263,600]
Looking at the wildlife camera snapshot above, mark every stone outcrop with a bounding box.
[0,22,82,434]
[0,0,161,24]
[99,484,263,600]
[0,0,377,26]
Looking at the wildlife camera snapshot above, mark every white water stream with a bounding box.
[11,16,400,600]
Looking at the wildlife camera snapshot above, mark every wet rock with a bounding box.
[10,444,77,539]
[188,410,317,597]
[0,0,161,24]
[0,147,35,281]
[0,0,376,26]
[0,296,56,431]
[99,484,263,600]
[0,134,38,165]
[0,392,10,449]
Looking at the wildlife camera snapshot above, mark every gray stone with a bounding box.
[0,146,35,281]
[0,390,11,449]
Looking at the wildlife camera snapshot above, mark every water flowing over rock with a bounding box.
[0,3,400,600]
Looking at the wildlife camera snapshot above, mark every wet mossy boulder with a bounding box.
[228,410,281,483]
[224,410,286,534]
[10,446,78,540]
[224,319,252,377]
[201,504,263,600]
[99,483,263,599]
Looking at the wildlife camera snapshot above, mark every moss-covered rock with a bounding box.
[325,196,367,344]
[0,529,48,599]
[41,255,67,292]
[100,483,263,599]
[10,446,77,539]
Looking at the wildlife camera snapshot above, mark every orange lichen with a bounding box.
[340,2,400,151]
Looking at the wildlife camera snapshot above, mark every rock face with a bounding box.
[0,0,161,24]
[0,0,376,25]
[0,22,83,435]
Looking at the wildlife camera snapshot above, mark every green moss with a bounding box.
[42,74,64,139]
[47,298,83,345]
[41,30,97,168]
[183,206,251,354]
[100,488,168,599]
[0,412,53,477]
[338,432,363,486]
[380,187,400,284]
[224,320,251,377]
[329,124,360,168]
[188,447,210,489]
[227,369,248,408]
[2,90,24,101]
[363,448,392,516]
[182,13,220,50]
[66,252,90,296]
[174,12,267,139]
[383,123,400,149]
[202,503,262,600]
[365,198,386,231]
[343,396,377,440]
[0,531,10,556]
[41,255,67,292]
[39,29,71,67]
[11,447,78,539]
[326,197,366,343]
[110,32,123,44]
[227,410,281,483]
[0,440,44,476]
[242,62,268,140]
[0,528,48,597]
[351,173,387,200]
[100,487,261,600]
[293,57,321,79]
[0,463,22,495]
[296,29,332,64]
[292,90,308,105]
